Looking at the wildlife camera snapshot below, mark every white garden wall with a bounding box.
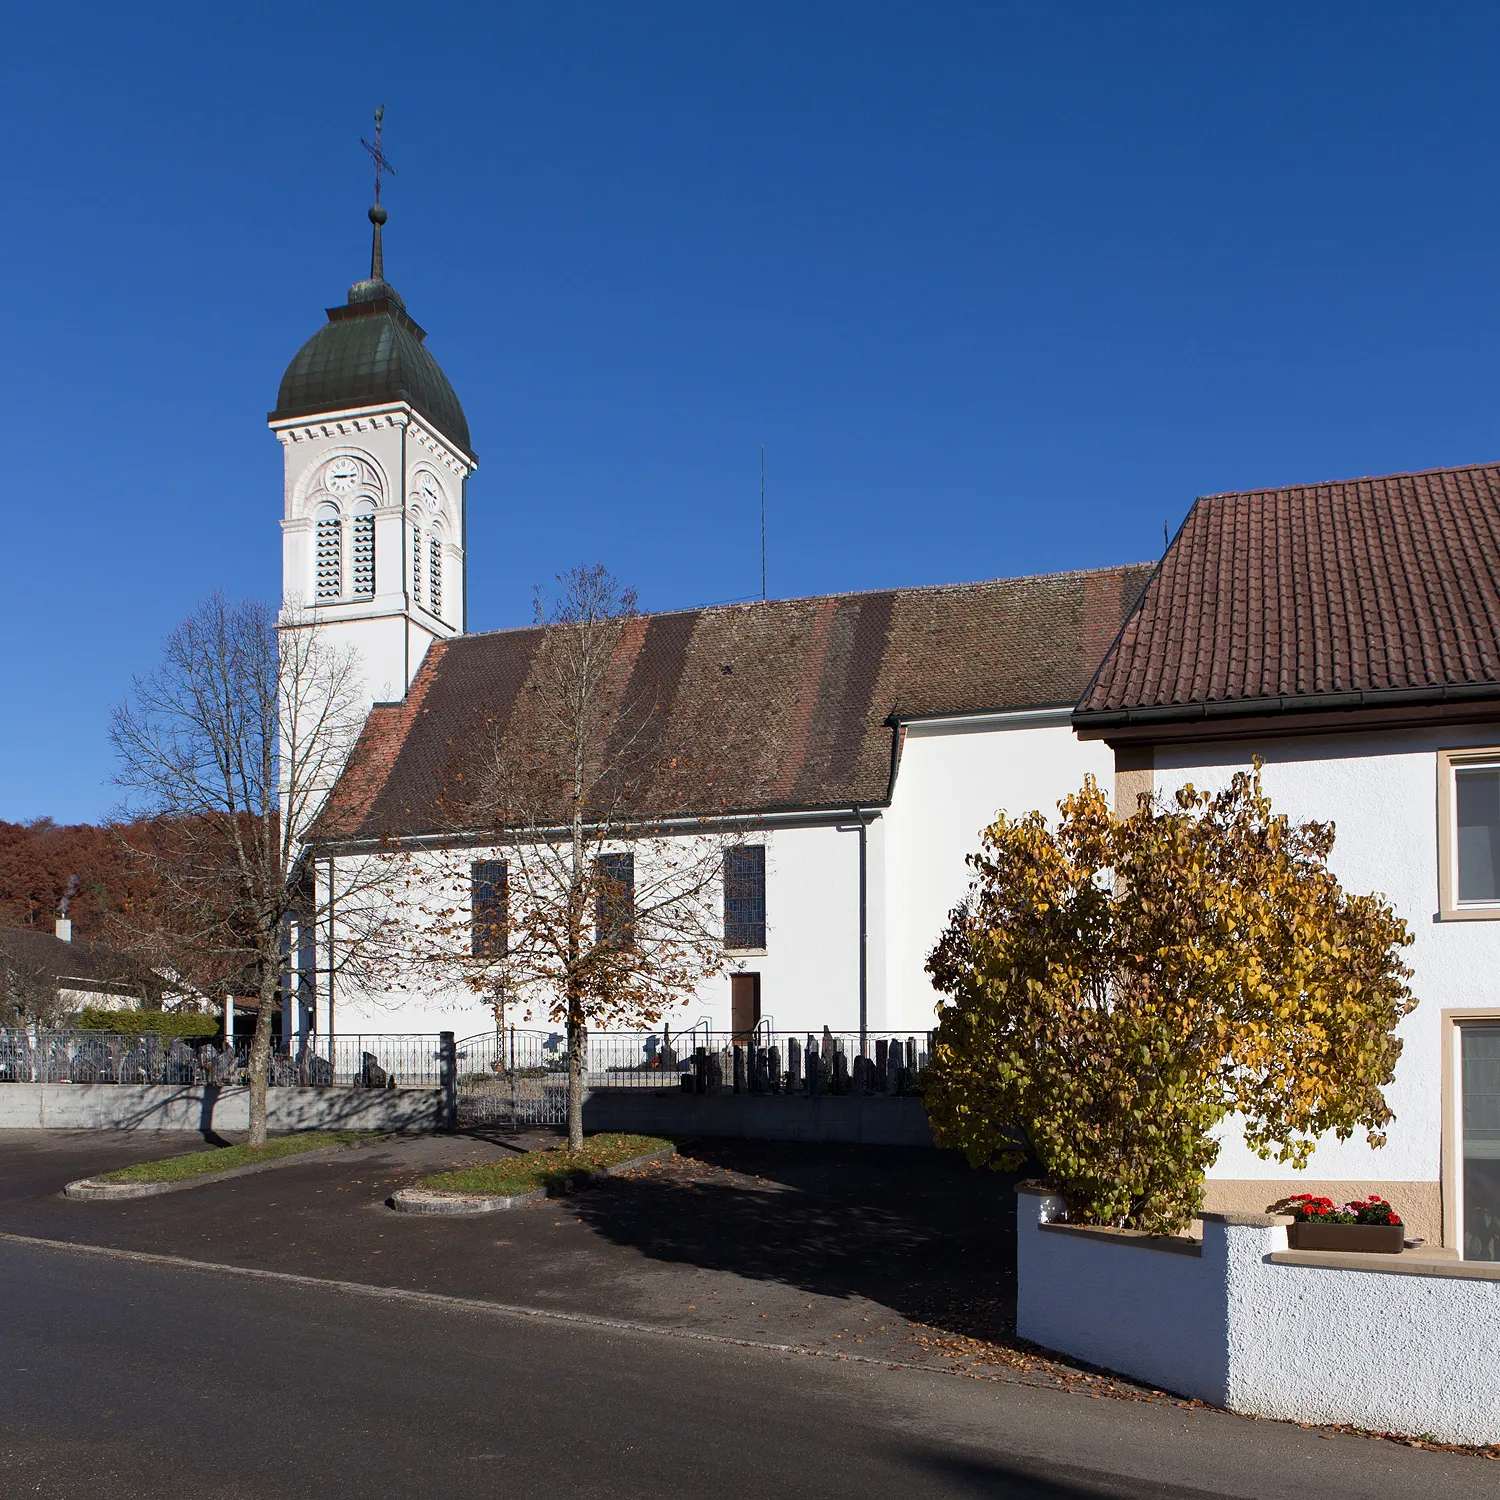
[1017,1186,1500,1445]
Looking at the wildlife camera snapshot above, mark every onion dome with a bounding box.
[272,204,471,457]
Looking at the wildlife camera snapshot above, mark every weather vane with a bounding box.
[361,104,396,205]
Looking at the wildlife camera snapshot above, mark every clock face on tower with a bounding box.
[417,472,441,510]
[326,458,360,494]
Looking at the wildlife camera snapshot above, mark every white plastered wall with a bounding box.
[880,711,1117,1032]
[1149,724,1500,1204]
[314,820,869,1042]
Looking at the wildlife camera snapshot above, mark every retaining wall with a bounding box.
[0,1084,445,1134]
[1016,1184,1500,1446]
[581,1089,933,1146]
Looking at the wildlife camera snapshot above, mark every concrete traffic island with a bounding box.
[389,1141,676,1216]
[64,1133,375,1201]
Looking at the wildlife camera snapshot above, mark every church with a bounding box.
[272,199,1151,1044]
[277,194,1500,1253]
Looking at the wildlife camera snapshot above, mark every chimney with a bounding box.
[57,874,79,942]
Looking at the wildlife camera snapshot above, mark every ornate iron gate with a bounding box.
[454,1030,569,1127]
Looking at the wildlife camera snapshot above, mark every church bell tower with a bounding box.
[269,123,475,704]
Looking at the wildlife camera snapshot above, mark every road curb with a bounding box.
[63,1135,379,1201]
[389,1143,675,1215]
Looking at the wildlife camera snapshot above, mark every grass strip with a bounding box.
[423,1133,671,1196]
[101,1132,363,1183]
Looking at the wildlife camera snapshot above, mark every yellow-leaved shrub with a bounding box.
[923,764,1415,1234]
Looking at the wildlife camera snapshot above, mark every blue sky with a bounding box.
[6,3,1500,823]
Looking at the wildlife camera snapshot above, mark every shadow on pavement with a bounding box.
[569,1138,1021,1337]
[911,1449,1218,1500]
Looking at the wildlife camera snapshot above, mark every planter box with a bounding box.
[1287,1221,1404,1254]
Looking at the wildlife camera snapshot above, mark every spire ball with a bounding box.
[369,203,388,226]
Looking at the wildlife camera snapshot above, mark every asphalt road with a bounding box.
[0,1132,1493,1498]
[4,1236,1492,1500]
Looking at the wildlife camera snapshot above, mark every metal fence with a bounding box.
[451,1024,933,1128]
[1,1024,933,1123]
[0,1029,446,1090]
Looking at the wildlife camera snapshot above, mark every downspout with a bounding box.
[401,420,410,689]
[326,854,336,1047]
[837,806,870,1057]
[856,806,867,1058]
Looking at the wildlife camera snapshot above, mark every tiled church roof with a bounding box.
[314,563,1153,842]
[1077,462,1500,727]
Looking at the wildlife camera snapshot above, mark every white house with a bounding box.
[1075,461,1500,1257]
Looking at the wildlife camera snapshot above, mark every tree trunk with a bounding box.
[247,951,278,1147]
[566,1015,585,1151]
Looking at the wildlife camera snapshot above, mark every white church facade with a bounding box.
[274,206,1151,1048]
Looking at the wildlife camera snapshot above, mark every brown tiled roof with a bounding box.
[314,564,1153,842]
[1076,463,1500,727]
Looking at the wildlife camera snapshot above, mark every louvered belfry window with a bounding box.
[411,517,422,601]
[315,510,342,599]
[352,510,375,597]
[429,534,443,613]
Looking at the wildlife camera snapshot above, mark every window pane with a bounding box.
[471,860,508,958]
[595,852,635,949]
[1463,1024,1500,1261]
[1457,768,1500,902]
[724,844,766,950]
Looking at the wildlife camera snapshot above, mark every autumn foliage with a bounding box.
[923,765,1416,1234]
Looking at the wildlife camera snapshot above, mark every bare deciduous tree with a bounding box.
[111,594,396,1144]
[404,565,740,1148]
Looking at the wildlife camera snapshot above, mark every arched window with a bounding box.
[429,525,443,614]
[315,504,342,600]
[352,500,376,598]
[410,509,422,601]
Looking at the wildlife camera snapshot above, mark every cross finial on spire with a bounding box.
[359,105,397,281]
[361,104,396,205]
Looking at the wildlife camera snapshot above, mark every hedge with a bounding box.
[73,1008,222,1038]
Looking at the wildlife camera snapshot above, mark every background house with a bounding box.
[0,923,163,1022]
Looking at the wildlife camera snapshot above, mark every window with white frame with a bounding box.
[351,502,375,597]
[1457,765,1500,903]
[1440,751,1500,917]
[315,504,342,599]
[1461,1022,1500,1261]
